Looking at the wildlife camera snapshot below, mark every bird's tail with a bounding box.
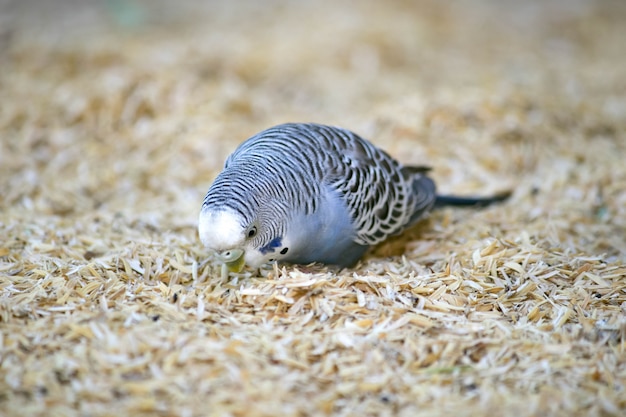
[434,191,511,208]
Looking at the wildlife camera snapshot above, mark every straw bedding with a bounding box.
[1,1,625,416]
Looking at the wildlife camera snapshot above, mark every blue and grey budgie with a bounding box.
[199,123,509,272]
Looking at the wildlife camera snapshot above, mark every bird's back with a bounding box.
[224,123,437,246]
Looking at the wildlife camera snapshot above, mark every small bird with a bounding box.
[199,123,509,272]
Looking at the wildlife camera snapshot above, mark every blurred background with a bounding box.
[1,0,625,241]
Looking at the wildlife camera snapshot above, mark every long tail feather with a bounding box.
[434,191,511,208]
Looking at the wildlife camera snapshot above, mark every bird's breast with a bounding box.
[281,187,368,267]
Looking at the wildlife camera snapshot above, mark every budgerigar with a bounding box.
[199,123,509,272]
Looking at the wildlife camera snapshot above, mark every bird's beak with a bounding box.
[217,248,245,273]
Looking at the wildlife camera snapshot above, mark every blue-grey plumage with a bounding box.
[199,123,509,271]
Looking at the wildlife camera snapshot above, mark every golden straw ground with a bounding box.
[1,1,625,416]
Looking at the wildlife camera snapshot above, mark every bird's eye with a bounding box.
[247,226,257,238]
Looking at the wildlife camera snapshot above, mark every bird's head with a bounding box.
[198,207,285,272]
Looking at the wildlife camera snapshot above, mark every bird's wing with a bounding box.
[308,124,436,245]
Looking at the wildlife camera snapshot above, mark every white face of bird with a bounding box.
[198,208,271,272]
